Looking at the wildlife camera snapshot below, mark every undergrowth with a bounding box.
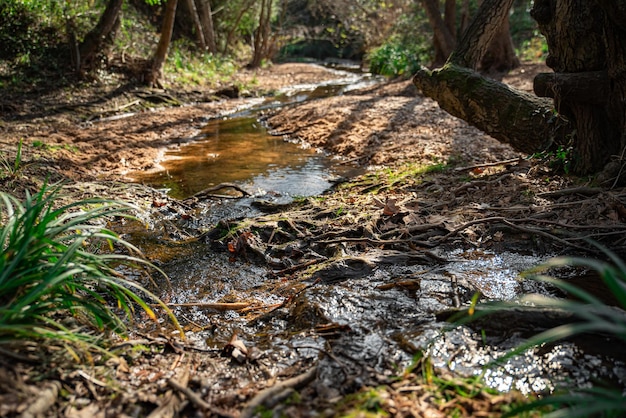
[0,184,182,354]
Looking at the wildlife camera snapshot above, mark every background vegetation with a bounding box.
[0,0,545,90]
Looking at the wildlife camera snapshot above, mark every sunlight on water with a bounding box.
[131,117,359,200]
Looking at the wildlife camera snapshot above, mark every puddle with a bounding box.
[131,116,360,200]
[129,65,379,200]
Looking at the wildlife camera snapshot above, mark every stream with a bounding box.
[122,64,625,404]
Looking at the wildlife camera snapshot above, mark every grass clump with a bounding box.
[0,184,182,352]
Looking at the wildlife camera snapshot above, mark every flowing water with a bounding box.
[122,64,625,401]
[130,64,375,201]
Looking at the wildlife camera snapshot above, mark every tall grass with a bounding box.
[0,184,182,351]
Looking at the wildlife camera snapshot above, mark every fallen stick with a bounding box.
[187,183,251,201]
[167,378,234,418]
[239,366,318,418]
[453,157,522,172]
[167,302,250,311]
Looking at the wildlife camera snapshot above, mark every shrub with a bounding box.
[0,184,181,351]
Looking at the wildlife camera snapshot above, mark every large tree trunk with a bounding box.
[414,0,571,156]
[414,0,626,177]
[531,0,624,175]
[415,64,562,153]
[78,0,123,74]
[145,0,178,88]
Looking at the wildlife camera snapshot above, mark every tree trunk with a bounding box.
[249,0,274,68]
[480,14,520,72]
[531,0,623,174]
[78,0,123,74]
[449,0,516,69]
[414,0,572,158]
[421,0,456,67]
[197,0,217,54]
[145,0,178,88]
[415,0,626,177]
[185,0,206,50]
[414,64,564,154]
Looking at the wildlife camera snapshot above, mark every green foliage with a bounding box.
[165,38,236,86]
[0,184,182,350]
[0,139,23,179]
[531,145,573,174]
[368,39,427,77]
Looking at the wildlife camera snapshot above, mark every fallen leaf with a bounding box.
[383,198,400,215]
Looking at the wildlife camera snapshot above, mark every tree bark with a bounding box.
[414,64,564,154]
[534,71,610,105]
[449,0,515,69]
[480,14,520,72]
[531,0,622,174]
[197,0,217,54]
[145,0,178,88]
[78,0,124,74]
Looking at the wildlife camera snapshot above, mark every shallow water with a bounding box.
[130,65,377,200]
[131,116,359,200]
[121,64,625,402]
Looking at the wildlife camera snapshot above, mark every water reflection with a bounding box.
[132,117,358,200]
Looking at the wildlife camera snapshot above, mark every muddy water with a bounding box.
[122,65,625,404]
[130,65,376,200]
[131,116,360,201]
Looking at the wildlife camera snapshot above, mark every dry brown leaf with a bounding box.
[383,198,400,215]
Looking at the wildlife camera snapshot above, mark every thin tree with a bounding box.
[249,0,274,68]
[145,0,178,88]
[197,0,217,53]
[78,0,124,74]
[185,0,206,50]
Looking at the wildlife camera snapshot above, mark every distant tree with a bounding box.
[197,0,217,53]
[249,0,274,67]
[77,0,124,74]
[145,0,178,87]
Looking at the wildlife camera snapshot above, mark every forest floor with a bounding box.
[1,62,626,417]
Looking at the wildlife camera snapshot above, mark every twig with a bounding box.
[435,216,594,253]
[166,302,250,311]
[536,186,603,197]
[239,366,318,418]
[453,158,522,172]
[0,346,39,363]
[167,378,234,418]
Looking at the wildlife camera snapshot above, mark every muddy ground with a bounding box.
[1,62,626,417]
